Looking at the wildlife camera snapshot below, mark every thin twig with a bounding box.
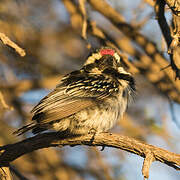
[0,32,26,57]
[0,91,13,110]
[79,0,87,40]
[155,0,172,48]
[142,150,155,179]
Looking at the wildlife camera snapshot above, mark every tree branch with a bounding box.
[155,0,172,48]
[0,132,179,179]
[0,32,26,57]
[155,0,180,79]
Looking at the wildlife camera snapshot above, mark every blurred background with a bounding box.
[0,0,179,179]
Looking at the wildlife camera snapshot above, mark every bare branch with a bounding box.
[0,32,26,57]
[155,0,180,79]
[79,0,88,40]
[0,132,179,179]
[155,0,172,48]
[0,91,13,110]
[142,150,155,179]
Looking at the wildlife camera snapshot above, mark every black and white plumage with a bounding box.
[14,47,135,136]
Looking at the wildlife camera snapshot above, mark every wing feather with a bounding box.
[31,73,118,124]
[32,99,94,123]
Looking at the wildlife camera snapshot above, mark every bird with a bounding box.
[14,47,135,136]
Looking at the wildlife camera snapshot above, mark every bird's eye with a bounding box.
[95,59,99,64]
[84,63,96,72]
[106,56,114,66]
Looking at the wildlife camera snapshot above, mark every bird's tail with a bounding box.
[13,123,47,136]
[13,123,36,136]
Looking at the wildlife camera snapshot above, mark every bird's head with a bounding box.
[84,47,130,75]
[83,47,135,91]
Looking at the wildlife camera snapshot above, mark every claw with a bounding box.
[100,146,105,151]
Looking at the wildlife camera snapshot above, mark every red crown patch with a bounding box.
[100,49,115,56]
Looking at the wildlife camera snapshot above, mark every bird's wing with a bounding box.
[31,73,119,124]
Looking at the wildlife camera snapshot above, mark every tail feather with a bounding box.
[13,123,37,136]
